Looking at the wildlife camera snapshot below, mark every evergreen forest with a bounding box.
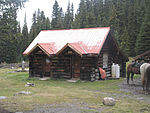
[0,0,150,63]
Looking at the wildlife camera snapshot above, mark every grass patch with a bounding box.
[0,69,150,112]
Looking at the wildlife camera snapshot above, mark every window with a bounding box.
[103,53,108,68]
[46,58,50,64]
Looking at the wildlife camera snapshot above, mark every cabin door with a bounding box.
[43,57,51,77]
[72,56,80,78]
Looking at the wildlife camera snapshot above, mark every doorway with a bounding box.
[43,56,51,77]
[71,55,80,78]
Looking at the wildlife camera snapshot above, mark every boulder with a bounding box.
[25,82,35,87]
[14,91,32,96]
[0,96,7,100]
[67,79,78,83]
[39,77,50,81]
[103,97,116,106]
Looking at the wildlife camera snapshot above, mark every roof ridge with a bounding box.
[41,27,110,32]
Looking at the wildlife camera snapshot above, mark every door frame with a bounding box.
[70,55,80,78]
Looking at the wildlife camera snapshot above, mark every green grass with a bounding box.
[0,68,150,112]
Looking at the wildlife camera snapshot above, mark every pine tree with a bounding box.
[126,1,136,56]
[57,7,64,29]
[136,1,150,54]
[120,27,130,56]
[45,17,51,29]
[22,13,29,58]
[0,9,21,63]
[40,11,46,30]
[16,22,23,62]
[64,2,74,29]
[0,0,27,63]
[29,9,50,43]
[71,3,74,23]
[51,0,64,29]
[85,0,96,27]
[96,0,106,26]
[135,0,146,35]
[72,0,88,28]
[29,11,37,43]
[109,5,120,42]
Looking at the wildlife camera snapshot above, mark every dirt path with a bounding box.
[0,106,13,113]
[25,102,103,113]
[119,78,150,103]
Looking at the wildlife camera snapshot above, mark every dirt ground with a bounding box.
[119,78,150,103]
[0,78,150,113]
[0,107,13,113]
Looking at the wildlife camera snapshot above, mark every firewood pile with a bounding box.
[90,68,100,81]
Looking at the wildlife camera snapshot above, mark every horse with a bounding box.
[140,63,150,92]
[127,62,141,84]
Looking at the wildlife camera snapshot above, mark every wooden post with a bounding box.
[22,60,25,72]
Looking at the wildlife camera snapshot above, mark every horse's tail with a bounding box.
[146,66,150,91]
[127,64,132,76]
[127,64,132,84]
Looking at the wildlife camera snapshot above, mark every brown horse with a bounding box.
[127,63,141,84]
[140,63,150,92]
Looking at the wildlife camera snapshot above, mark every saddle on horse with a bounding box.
[131,62,142,74]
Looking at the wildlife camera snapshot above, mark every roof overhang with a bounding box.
[56,43,83,56]
[23,43,51,56]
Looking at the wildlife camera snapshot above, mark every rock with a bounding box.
[15,68,28,72]
[103,97,116,106]
[14,91,32,96]
[39,77,50,81]
[88,106,97,109]
[11,67,14,69]
[67,80,78,83]
[95,69,99,72]
[25,82,35,87]
[95,73,99,76]
[0,96,7,100]
[91,77,95,82]
[137,97,144,100]
[91,73,95,77]
[95,75,100,80]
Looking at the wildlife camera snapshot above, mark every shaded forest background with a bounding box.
[0,0,150,63]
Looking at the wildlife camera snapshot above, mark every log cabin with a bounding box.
[23,27,128,80]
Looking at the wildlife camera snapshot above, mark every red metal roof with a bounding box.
[38,43,56,55]
[23,27,110,56]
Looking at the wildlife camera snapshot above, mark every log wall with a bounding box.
[97,34,127,77]
[29,47,51,77]
[80,56,97,80]
[51,56,71,79]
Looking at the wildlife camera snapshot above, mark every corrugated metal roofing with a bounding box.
[38,43,56,55]
[23,27,110,56]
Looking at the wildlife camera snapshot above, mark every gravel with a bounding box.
[0,106,13,113]
[24,102,103,113]
[119,78,150,103]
